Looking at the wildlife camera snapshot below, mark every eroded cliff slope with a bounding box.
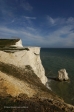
[0,39,74,112]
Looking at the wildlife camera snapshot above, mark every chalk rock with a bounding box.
[11,39,23,47]
[58,69,69,81]
[27,47,40,55]
[0,45,48,85]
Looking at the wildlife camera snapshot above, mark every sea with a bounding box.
[40,48,74,105]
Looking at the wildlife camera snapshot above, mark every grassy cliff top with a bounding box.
[0,39,20,47]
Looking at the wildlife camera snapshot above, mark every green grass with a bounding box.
[0,39,20,48]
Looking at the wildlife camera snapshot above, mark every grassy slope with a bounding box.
[0,62,54,96]
[0,62,74,111]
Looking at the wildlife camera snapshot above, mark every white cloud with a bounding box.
[67,17,74,24]
[47,16,55,25]
[0,26,43,44]
[44,25,74,47]
[0,23,74,47]
[43,16,74,47]
[0,16,74,47]
[47,16,74,26]
[0,27,17,34]
[27,27,36,31]
[21,16,36,26]
[23,16,36,20]
[46,16,64,26]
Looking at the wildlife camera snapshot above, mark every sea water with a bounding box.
[40,48,74,105]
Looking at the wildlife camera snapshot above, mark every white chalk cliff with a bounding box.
[0,39,47,85]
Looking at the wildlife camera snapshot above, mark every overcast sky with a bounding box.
[0,0,74,47]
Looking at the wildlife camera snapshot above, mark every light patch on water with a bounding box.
[46,80,52,91]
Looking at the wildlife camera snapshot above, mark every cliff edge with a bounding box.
[0,39,74,112]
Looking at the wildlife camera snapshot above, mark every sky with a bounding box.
[0,0,74,47]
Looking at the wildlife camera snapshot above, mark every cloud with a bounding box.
[27,27,36,31]
[2,1,74,47]
[39,16,74,47]
[23,16,36,20]
[0,0,34,28]
[0,22,74,48]
[20,16,36,27]
[47,16,74,26]
[0,0,33,22]
[50,28,70,43]
[43,24,74,47]
[0,26,44,46]
[67,17,74,24]
[47,16,55,25]
[21,2,33,11]
[0,15,74,47]
[46,16,67,26]
[0,27,17,34]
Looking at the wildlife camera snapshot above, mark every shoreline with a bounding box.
[0,39,74,111]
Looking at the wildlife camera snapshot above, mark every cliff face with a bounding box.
[0,39,74,112]
[0,39,47,85]
[0,48,47,85]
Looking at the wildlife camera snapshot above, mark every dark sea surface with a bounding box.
[40,48,74,105]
